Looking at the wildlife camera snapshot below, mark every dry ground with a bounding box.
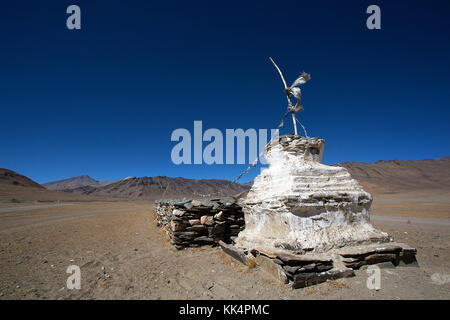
[0,193,449,300]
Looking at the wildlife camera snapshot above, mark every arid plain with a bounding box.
[0,158,449,299]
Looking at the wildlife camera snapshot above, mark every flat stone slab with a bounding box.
[338,243,406,257]
[219,241,250,266]
[337,242,418,268]
[276,252,333,265]
[250,247,332,264]
[292,268,355,289]
[255,254,289,284]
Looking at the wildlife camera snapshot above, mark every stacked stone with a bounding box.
[155,197,245,250]
[339,243,417,269]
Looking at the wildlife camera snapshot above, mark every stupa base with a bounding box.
[219,241,417,288]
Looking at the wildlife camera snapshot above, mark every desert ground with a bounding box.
[0,190,449,300]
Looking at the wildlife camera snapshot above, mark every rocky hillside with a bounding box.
[0,168,44,189]
[0,169,102,202]
[337,157,450,194]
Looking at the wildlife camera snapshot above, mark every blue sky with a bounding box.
[1,0,449,184]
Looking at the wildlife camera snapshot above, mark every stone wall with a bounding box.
[155,198,245,250]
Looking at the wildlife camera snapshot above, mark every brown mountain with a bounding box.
[0,168,44,189]
[42,175,114,191]
[0,169,101,202]
[67,176,250,201]
[2,156,449,202]
[336,157,450,194]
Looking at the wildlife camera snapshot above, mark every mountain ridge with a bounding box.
[336,157,450,194]
[2,156,449,202]
[63,176,250,200]
[43,175,115,191]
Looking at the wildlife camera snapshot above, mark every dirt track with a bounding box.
[0,200,449,300]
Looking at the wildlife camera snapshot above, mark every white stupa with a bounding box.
[221,60,416,288]
[235,134,390,253]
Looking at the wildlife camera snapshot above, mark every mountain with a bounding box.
[43,175,114,191]
[336,157,450,194]
[0,169,101,202]
[44,157,450,200]
[66,176,250,200]
[2,156,449,202]
[0,168,44,189]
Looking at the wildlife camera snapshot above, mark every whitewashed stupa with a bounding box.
[235,134,390,253]
[220,59,416,288]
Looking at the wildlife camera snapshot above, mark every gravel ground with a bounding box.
[0,201,449,300]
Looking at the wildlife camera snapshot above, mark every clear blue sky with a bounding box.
[1,0,449,184]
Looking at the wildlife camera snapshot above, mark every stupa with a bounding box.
[234,134,391,253]
[219,59,417,288]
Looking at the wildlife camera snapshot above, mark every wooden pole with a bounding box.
[269,57,287,89]
[291,112,298,136]
[269,57,300,136]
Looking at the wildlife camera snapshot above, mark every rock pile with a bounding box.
[155,198,245,250]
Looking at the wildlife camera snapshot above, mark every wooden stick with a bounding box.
[269,57,287,89]
[270,57,299,136]
[269,57,290,109]
[295,117,308,137]
[291,112,298,136]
